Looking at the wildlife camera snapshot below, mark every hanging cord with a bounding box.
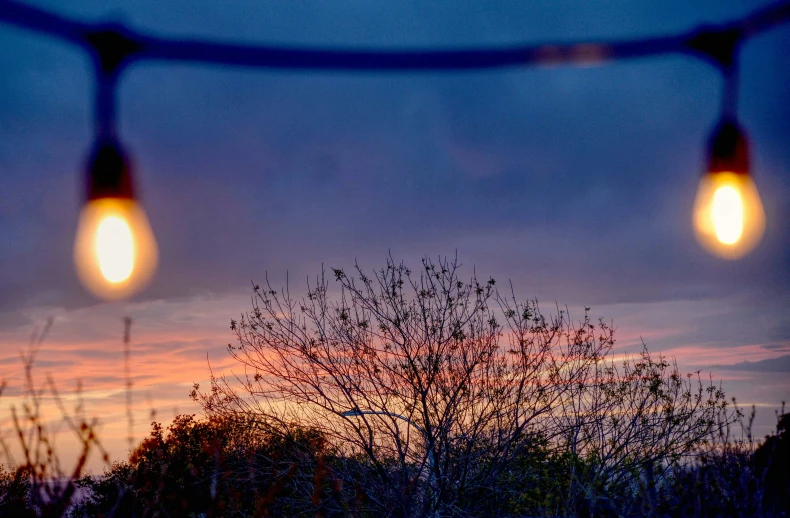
[85,27,140,140]
[721,58,740,120]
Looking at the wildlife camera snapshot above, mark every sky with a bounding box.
[0,0,788,473]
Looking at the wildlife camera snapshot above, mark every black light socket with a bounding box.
[706,118,749,176]
[85,138,135,201]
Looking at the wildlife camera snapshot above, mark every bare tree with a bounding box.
[552,344,733,513]
[0,320,113,518]
[194,255,731,517]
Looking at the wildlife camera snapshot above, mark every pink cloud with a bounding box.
[0,288,787,473]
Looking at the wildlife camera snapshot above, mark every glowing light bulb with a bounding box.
[693,118,765,259]
[692,171,764,259]
[74,198,158,300]
[74,139,158,300]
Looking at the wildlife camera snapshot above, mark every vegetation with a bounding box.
[1,256,788,517]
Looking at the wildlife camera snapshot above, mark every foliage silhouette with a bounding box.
[192,255,741,516]
[0,256,787,517]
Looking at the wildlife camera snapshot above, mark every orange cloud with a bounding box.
[0,291,787,473]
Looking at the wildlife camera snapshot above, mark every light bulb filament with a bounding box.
[711,185,744,245]
[95,216,135,283]
[692,171,765,260]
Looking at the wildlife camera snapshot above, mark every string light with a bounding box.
[687,31,767,260]
[73,139,158,300]
[693,119,766,259]
[1,0,789,298]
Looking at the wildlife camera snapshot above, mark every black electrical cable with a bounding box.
[0,0,789,74]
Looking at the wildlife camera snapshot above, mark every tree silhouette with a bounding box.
[754,410,790,515]
[194,255,734,516]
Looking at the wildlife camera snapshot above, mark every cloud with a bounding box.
[762,343,790,352]
[713,355,790,374]
[0,270,787,472]
[0,291,258,472]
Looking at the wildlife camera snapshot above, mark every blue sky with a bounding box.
[0,0,788,469]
